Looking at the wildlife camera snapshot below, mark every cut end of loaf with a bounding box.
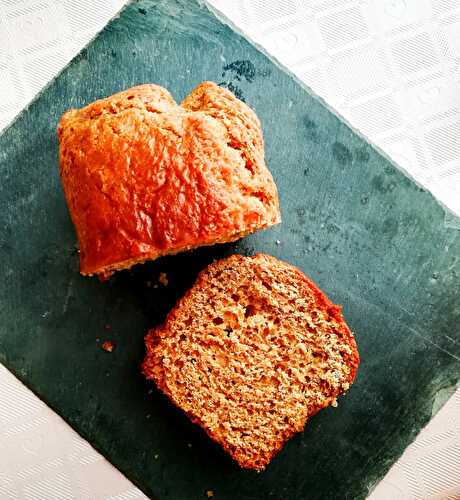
[80,223,279,278]
[142,254,359,470]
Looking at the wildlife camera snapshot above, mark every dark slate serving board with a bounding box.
[1,1,459,498]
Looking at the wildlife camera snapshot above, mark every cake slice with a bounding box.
[58,82,280,278]
[142,254,359,470]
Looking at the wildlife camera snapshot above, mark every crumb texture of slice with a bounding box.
[142,254,360,470]
[58,82,280,277]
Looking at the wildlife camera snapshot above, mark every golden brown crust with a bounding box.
[58,83,280,277]
[142,254,360,470]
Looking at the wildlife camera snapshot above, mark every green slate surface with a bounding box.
[1,1,459,498]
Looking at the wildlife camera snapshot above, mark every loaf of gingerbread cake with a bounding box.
[58,82,280,278]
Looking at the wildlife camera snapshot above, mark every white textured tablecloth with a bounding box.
[0,1,459,499]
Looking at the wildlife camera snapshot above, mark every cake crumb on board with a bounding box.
[101,340,114,352]
[206,491,214,498]
[159,272,169,286]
